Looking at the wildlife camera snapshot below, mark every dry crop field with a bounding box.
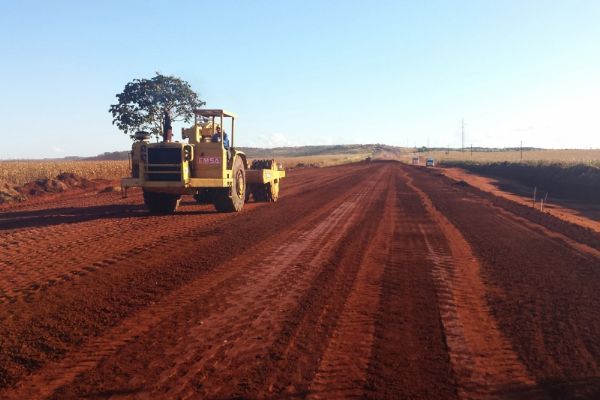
[0,160,130,186]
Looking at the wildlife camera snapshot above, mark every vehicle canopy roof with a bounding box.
[194,109,237,119]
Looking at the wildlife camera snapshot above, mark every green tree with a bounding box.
[109,73,205,139]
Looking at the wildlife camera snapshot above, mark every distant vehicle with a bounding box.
[426,158,435,167]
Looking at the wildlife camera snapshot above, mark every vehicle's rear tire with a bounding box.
[213,157,245,212]
[143,190,181,214]
[248,158,281,203]
[267,181,280,202]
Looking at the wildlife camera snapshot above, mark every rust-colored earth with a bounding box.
[0,162,599,399]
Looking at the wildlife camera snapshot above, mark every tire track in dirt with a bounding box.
[404,169,540,399]
[307,173,395,399]
[149,178,380,399]
[282,164,371,194]
[0,164,384,399]
[363,168,458,399]
[0,165,362,303]
[51,166,388,399]
[0,208,222,302]
[0,164,373,391]
[253,167,391,399]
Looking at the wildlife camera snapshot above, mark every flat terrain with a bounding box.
[0,162,599,399]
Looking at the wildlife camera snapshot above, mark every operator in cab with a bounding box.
[211,125,230,149]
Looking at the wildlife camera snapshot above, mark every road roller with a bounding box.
[121,109,285,213]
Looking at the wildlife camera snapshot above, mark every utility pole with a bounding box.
[461,118,465,152]
[520,140,523,161]
[471,144,473,158]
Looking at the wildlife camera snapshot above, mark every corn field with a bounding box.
[0,160,130,186]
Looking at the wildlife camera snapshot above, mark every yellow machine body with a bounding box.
[121,109,285,213]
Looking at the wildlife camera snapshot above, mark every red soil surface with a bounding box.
[0,162,599,399]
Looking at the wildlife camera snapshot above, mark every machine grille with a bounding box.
[148,148,182,164]
[146,148,182,181]
[147,172,181,182]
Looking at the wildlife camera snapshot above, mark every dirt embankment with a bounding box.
[442,161,600,203]
[0,182,26,204]
[0,173,98,205]
[441,166,600,236]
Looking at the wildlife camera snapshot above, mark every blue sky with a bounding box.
[0,0,599,158]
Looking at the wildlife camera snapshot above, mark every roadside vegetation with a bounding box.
[0,160,130,186]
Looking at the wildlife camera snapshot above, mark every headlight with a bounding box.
[183,145,193,161]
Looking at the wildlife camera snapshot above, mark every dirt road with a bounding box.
[0,162,599,399]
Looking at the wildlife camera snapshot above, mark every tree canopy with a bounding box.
[109,73,204,139]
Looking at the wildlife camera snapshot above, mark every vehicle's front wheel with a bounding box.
[143,190,181,214]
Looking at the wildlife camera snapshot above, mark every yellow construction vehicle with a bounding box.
[121,109,285,213]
